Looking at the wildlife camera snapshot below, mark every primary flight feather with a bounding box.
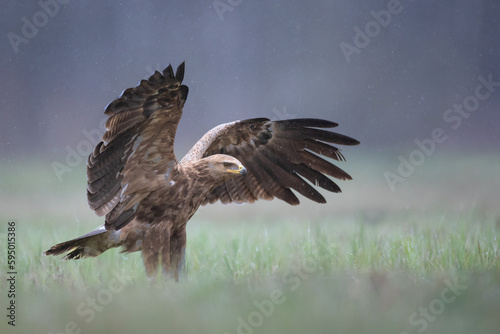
[44,62,359,280]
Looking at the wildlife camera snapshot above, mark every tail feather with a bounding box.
[44,226,120,260]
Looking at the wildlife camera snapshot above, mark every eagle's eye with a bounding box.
[223,162,230,168]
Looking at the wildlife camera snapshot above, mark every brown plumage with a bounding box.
[44,63,359,280]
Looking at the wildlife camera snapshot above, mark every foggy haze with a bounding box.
[1,0,499,163]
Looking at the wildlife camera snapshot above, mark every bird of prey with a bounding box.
[44,62,359,280]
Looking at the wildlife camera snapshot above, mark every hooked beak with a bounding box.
[228,165,247,176]
[239,166,247,176]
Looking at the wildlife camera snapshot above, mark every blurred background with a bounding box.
[1,0,499,215]
[1,2,500,334]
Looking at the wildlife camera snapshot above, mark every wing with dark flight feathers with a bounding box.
[86,63,188,230]
[190,118,359,206]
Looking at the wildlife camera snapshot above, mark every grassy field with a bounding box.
[1,152,499,333]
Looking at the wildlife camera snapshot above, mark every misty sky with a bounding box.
[1,0,499,163]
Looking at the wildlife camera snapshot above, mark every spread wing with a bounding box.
[86,63,188,230]
[182,118,359,206]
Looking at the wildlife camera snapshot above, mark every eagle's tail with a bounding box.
[44,226,121,260]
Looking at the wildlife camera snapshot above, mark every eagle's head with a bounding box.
[203,154,247,181]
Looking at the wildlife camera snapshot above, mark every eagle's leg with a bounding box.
[168,228,187,281]
[142,223,171,278]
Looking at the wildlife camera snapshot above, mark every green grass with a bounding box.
[1,153,500,333]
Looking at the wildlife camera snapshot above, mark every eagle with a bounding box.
[44,62,359,280]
